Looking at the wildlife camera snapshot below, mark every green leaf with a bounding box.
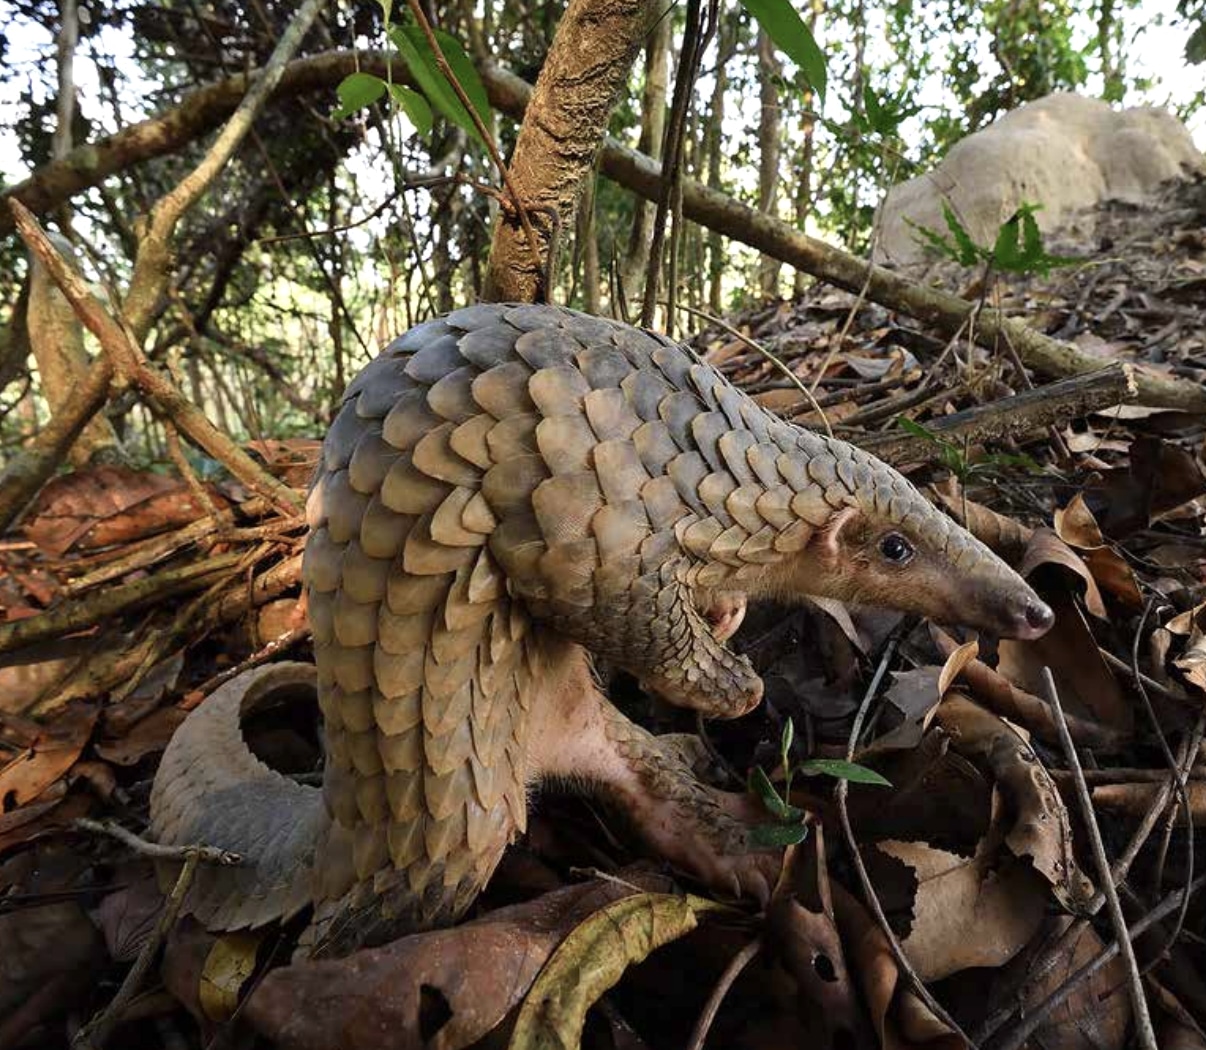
[748,766,803,821]
[332,72,386,119]
[374,0,392,26]
[749,822,810,848]
[387,83,434,134]
[896,416,940,443]
[781,716,795,759]
[387,23,488,144]
[797,759,892,787]
[429,26,490,124]
[941,201,981,266]
[740,0,827,101]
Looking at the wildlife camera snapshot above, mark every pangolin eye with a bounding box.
[879,533,914,564]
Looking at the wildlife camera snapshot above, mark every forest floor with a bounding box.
[2,176,1205,1050]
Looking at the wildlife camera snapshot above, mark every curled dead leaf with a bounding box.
[510,893,724,1050]
[933,693,1095,912]
[1053,494,1143,609]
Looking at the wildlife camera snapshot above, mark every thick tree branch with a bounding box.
[482,0,654,302]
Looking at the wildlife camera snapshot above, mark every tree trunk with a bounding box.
[577,169,602,313]
[28,239,122,465]
[482,0,654,304]
[621,7,671,303]
[794,0,823,295]
[704,16,734,313]
[756,26,782,300]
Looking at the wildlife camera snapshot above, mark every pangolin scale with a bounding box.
[151,302,1052,956]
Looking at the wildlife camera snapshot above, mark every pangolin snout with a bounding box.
[1004,595,1055,640]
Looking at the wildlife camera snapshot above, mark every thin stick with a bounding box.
[1040,667,1157,1050]
[686,937,762,1050]
[71,821,240,1050]
[669,300,833,437]
[74,818,241,865]
[836,639,975,1045]
[989,874,1206,1050]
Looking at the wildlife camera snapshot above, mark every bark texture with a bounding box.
[481,0,654,303]
[27,240,121,466]
[621,8,672,303]
[756,27,782,298]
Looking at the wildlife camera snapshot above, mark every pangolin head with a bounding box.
[771,436,1054,641]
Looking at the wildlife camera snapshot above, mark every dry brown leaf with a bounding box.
[1018,527,1107,618]
[873,837,1047,982]
[990,916,1130,1050]
[24,465,227,557]
[232,872,679,1050]
[0,703,98,810]
[1053,495,1143,609]
[999,531,1130,731]
[94,705,187,765]
[94,867,162,963]
[830,881,966,1050]
[933,693,1095,911]
[1086,436,1206,540]
[931,627,1123,751]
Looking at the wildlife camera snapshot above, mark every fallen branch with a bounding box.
[0,551,242,655]
[9,201,302,516]
[9,50,1205,412]
[862,362,1138,464]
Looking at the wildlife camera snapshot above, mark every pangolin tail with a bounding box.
[149,662,329,931]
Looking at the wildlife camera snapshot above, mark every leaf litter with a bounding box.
[2,181,1206,1049]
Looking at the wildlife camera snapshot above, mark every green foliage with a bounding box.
[747,719,890,847]
[739,0,828,100]
[796,759,892,786]
[896,417,1042,481]
[907,201,1083,277]
[332,20,488,144]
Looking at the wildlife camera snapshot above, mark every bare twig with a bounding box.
[1041,667,1157,1050]
[665,300,833,437]
[71,820,241,1050]
[74,818,241,865]
[836,638,976,1045]
[686,937,762,1050]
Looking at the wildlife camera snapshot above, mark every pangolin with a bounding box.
[150,302,1053,957]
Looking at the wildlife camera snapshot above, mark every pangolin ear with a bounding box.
[816,506,860,562]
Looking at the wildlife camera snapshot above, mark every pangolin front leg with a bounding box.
[528,642,781,904]
[540,561,763,720]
